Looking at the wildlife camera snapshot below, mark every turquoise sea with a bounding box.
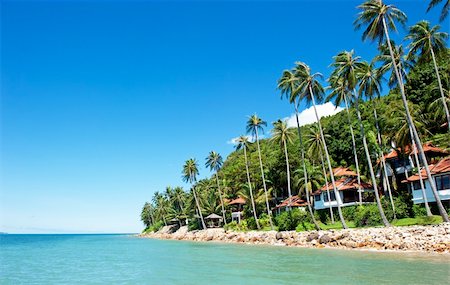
[1,234,449,284]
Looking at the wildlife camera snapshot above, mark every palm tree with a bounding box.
[327,72,363,205]
[153,191,169,226]
[205,151,227,225]
[357,59,396,221]
[294,163,324,204]
[306,124,334,223]
[293,61,348,229]
[246,115,273,229]
[375,41,412,89]
[270,119,295,209]
[406,20,449,131]
[355,0,449,222]
[427,0,449,22]
[141,202,155,228]
[182,158,206,229]
[235,136,260,229]
[277,69,321,230]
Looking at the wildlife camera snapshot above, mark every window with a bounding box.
[314,194,321,202]
[324,191,336,202]
[413,181,422,190]
[435,175,450,191]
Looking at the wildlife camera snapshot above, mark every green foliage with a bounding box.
[258,213,272,230]
[224,221,248,232]
[412,204,429,217]
[342,206,358,222]
[382,196,412,220]
[295,221,315,232]
[144,221,164,233]
[188,219,201,231]
[354,205,383,227]
[392,216,443,226]
[275,209,310,231]
[246,217,258,230]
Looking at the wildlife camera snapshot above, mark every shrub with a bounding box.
[146,221,164,233]
[258,213,272,229]
[246,217,258,230]
[412,204,428,217]
[354,205,383,227]
[188,219,201,231]
[295,221,315,232]
[224,220,248,232]
[342,206,357,221]
[275,209,309,231]
[382,195,412,220]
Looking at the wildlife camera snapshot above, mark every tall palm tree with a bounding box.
[153,191,169,226]
[293,61,348,229]
[277,69,321,230]
[406,20,450,131]
[355,0,449,222]
[246,115,273,229]
[205,151,227,225]
[357,59,396,220]
[270,119,295,208]
[375,41,412,89]
[330,50,389,226]
[235,136,260,229]
[182,158,206,229]
[327,73,363,204]
[427,0,449,22]
[306,124,335,223]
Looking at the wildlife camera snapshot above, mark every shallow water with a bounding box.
[1,234,449,284]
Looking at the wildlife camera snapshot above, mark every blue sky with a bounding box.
[1,0,447,233]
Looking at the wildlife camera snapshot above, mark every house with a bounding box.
[381,143,449,193]
[312,167,374,210]
[402,156,450,205]
[273,195,308,214]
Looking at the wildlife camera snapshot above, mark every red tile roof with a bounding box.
[403,157,450,183]
[313,177,373,195]
[333,167,358,177]
[228,197,246,205]
[383,143,448,160]
[274,195,308,210]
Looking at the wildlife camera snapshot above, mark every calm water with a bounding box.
[1,234,449,284]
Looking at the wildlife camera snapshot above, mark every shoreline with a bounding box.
[139,223,450,254]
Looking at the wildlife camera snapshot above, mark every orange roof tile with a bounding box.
[228,197,246,205]
[274,195,308,209]
[403,157,450,183]
[313,177,373,195]
[333,167,358,177]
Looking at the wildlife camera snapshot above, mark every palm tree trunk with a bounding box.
[192,186,206,229]
[343,95,363,204]
[294,101,321,230]
[254,129,274,229]
[215,174,227,225]
[372,106,396,219]
[309,87,348,229]
[430,46,450,131]
[382,17,449,222]
[409,126,433,216]
[319,146,335,223]
[283,140,293,209]
[354,97,390,227]
[243,146,260,229]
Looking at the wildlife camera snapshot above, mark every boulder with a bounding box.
[306,232,319,242]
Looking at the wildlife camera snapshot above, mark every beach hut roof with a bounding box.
[313,177,373,195]
[274,195,308,210]
[228,197,246,205]
[205,213,222,220]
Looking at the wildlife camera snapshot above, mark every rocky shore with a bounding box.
[139,223,450,253]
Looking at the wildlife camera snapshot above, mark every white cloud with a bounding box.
[227,135,253,145]
[283,102,343,128]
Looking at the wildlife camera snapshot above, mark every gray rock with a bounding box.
[276,232,284,240]
[306,232,319,242]
[319,234,332,244]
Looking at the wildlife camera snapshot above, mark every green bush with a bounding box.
[224,220,248,232]
[354,205,383,227]
[246,217,258,230]
[383,196,412,220]
[295,221,315,232]
[275,209,309,231]
[412,204,429,217]
[188,219,201,231]
[145,221,164,233]
[342,206,357,221]
[258,213,272,229]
